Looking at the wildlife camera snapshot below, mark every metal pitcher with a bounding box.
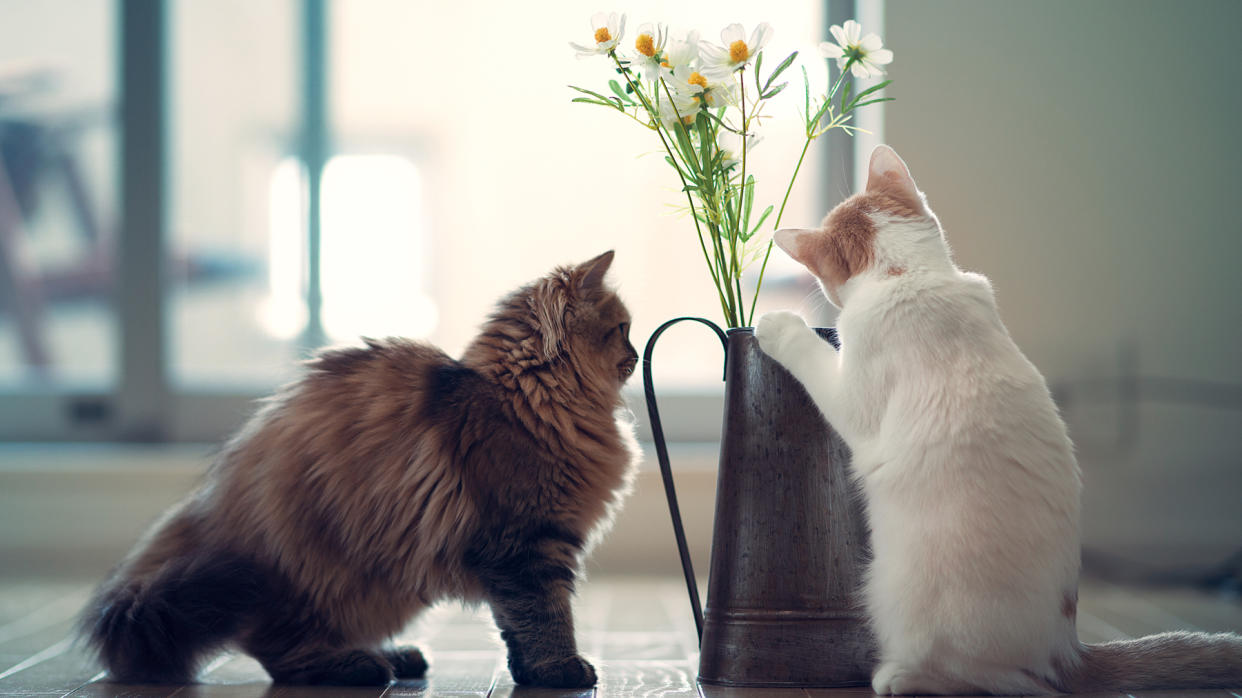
[642,318,874,687]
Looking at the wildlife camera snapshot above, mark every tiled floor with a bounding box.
[0,576,1239,697]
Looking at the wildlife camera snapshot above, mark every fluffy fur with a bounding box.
[82,251,640,688]
[756,145,1242,694]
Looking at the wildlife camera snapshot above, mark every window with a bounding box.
[169,0,300,387]
[0,0,117,390]
[329,0,835,393]
[0,0,871,442]
[264,154,435,343]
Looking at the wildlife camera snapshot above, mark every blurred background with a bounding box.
[0,0,1239,592]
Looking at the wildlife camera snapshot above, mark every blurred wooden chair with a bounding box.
[0,62,73,377]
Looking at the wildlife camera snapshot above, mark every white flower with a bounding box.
[818,19,892,78]
[656,89,701,131]
[668,65,738,111]
[699,23,773,80]
[629,23,668,81]
[570,12,627,58]
[661,30,700,74]
[721,133,762,170]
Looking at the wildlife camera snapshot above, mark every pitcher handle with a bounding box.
[641,316,729,644]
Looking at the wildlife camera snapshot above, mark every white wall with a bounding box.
[885,0,1242,568]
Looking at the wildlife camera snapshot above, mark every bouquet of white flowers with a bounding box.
[571,15,894,327]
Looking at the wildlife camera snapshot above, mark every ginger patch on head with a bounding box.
[815,199,877,286]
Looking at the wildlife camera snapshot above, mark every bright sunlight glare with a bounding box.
[262,154,437,342]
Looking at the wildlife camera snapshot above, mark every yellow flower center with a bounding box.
[660,59,671,68]
[635,33,655,56]
[688,72,708,89]
[729,39,749,63]
[594,27,612,44]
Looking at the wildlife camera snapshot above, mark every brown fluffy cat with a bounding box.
[82,251,638,688]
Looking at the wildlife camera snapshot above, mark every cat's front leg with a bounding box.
[756,311,838,388]
[472,544,596,688]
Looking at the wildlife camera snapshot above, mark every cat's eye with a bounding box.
[619,322,629,337]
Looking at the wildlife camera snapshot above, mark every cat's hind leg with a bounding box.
[83,551,264,683]
[256,648,395,686]
[873,659,1053,696]
[872,661,918,695]
[872,661,974,695]
[381,646,428,679]
[240,592,396,685]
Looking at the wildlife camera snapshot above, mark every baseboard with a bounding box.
[0,443,720,581]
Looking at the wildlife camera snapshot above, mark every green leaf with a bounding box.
[844,79,891,112]
[751,204,774,234]
[810,99,833,130]
[672,121,698,174]
[700,108,743,135]
[722,195,737,235]
[754,51,764,84]
[849,96,896,110]
[742,175,755,235]
[802,66,811,118]
[762,51,798,93]
[827,72,847,102]
[609,79,635,105]
[571,96,626,111]
[853,79,892,101]
[761,81,789,100]
[569,85,615,102]
[696,112,712,171]
[840,81,853,113]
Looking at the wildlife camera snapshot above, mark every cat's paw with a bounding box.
[381,646,428,679]
[871,662,904,695]
[872,662,944,695]
[270,649,395,686]
[512,654,597,688]
[756,310,813,362]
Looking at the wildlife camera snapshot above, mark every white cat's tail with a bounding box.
[1058,632,1242,692]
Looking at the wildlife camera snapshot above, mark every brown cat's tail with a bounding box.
[81,552,266,682]
[1058,632,1242,692]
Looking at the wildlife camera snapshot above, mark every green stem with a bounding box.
[707,124,740,326]
[613,54,731,322]
[743,63,861,325]
[660,78,738,325]
[746,127,813,326]
[704,188,738,327]
[733,68,748,326]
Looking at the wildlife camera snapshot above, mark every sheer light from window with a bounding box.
[262,154,436,342]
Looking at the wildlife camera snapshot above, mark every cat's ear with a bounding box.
[575,250,615,290]
[530,281,569,362]
[866,144,924,214]
[773,228,819,268]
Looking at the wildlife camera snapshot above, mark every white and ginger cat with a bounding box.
[756,144,1242,695]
